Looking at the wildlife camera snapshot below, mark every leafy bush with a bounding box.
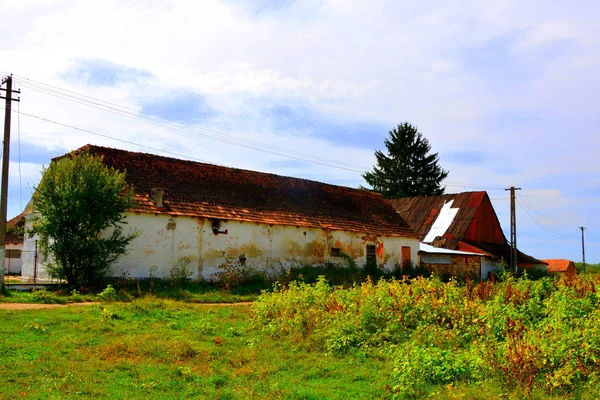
[98,284,119,302]
[391,346,483,398]
[31,289,66,304]
[252,274,600,397]
[214,259,266,290]
[168,257,193,288]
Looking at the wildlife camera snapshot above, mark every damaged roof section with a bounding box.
[61,145,420,238]
[387,191,491,248]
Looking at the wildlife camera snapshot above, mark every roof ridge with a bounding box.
[68,144,384,198]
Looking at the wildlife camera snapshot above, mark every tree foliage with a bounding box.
[32,151,136,288]
[362,122,449,198]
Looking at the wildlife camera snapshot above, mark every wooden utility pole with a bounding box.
[0,75,20,284]
[505,186,521,274]
[579,226,586,272]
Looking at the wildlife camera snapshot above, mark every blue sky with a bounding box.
[1,0,599,263]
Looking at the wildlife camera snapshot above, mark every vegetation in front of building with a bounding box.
[253,273,600,398]
[2,273,600,398]
[31,151,136,289]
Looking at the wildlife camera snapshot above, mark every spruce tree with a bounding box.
[362,122,448,198]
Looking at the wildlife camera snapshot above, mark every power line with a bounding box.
[14,77,369,171]
[15,110,217,165]
[11,74,516,191]
[519,194,575,228]
[516,197,574,241]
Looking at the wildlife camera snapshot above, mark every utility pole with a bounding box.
[505,186,521,274]
[0,75,20,284]
[579,226,586,272]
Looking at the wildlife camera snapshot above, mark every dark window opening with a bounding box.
[366,245,377,267]
[330,247,341,257]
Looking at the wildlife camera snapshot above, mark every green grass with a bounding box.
[3,274,600,399]
[0,279,262,305]
[0,299,391,399]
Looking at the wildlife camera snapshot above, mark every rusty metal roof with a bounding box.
[387,192,486,247]
[387,192,544,264]
[60,145,419,238]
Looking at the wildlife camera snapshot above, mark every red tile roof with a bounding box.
[542,259,576,273]
[5,214,25,245]
[60,145,419,238]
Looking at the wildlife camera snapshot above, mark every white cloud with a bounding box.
[1,0,599,262]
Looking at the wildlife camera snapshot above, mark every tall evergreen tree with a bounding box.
[362,122,449,198]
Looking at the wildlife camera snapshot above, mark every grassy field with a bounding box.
[0,299,391,399]
[2,272,600,399]
[0,280,262,305]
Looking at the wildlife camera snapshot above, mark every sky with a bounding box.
[1,0,599,263]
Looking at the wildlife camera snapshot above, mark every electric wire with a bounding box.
[14,77,369,170]
[516,197,576,242]
[519,194,576,229]
[11,74,513,190]
[15,110,217,165]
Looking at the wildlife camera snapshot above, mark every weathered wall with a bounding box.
[4,243,22,274]
[421,255,482,280]
[21,212,420,281]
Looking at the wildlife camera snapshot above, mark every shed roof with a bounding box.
[387,191,486,246]
[58,145,419,238]
[387,192,544,264]
[419,243,483,256]
[542,259,576,273]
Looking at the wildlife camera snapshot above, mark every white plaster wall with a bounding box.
[113,213,201,279]
[21,213,52,281]
[21,211,420,281]
[194,219,419,280]
[4,243,23,274]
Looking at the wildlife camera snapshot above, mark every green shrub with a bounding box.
[98,284,118,302]
[31,289,65,304]
[252,273,600,396]
[391,346,483,398]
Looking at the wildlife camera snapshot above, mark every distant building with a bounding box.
[388,191,546,279]
[542,259,577,275]
[21,145,420,281]
[4,214,24,275]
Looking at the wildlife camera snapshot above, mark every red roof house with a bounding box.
[542,259,577,275]
[21,145,420,281]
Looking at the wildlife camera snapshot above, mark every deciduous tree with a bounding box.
[32,151,136,288]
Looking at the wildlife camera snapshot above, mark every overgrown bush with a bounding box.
[214,260,266,291]
[252,274,600,397]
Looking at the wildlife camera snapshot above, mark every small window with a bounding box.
[366,245,377,267]
[330,247,341,257]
